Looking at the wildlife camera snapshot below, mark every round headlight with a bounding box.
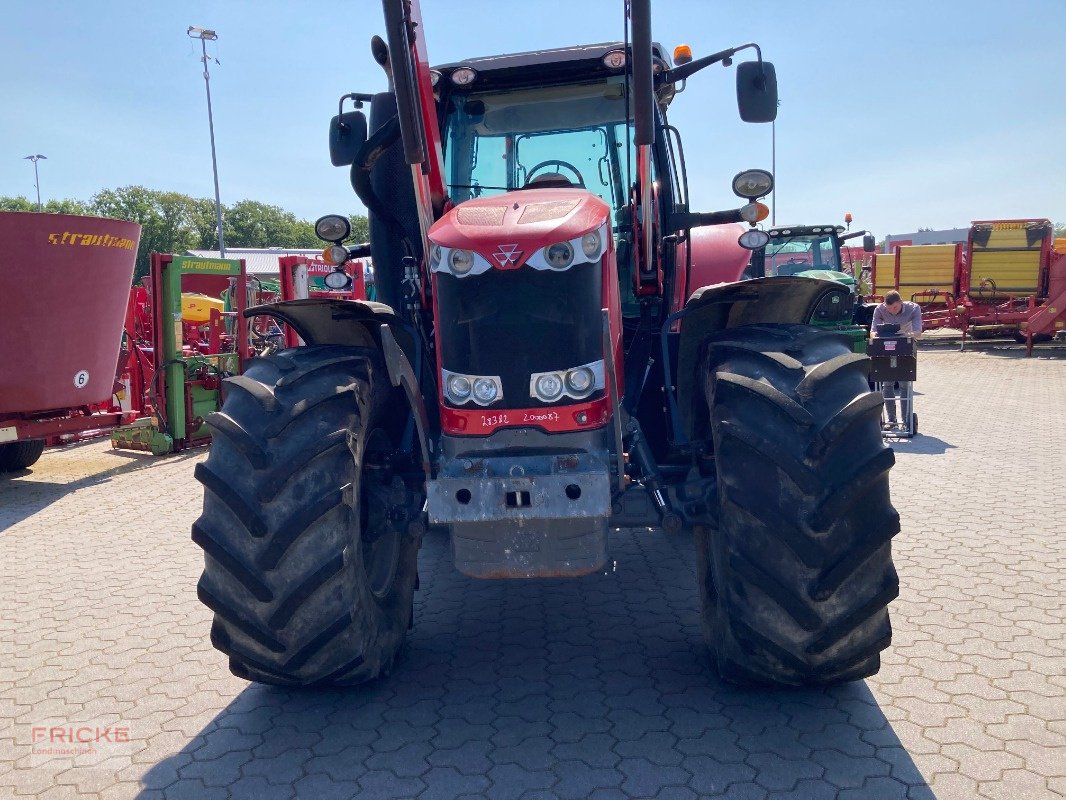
[430,244,442,269]
[314,214,351,243]
[738,229,771,250]
[323,268,353,290]
[565,367,595,395]
[535,373,564,401]
[473,377,498,403]
[450,248,474,274]
[581,231,601,259]
[447,374,471,401]
[731,169,774,200]
[544,242,574,269]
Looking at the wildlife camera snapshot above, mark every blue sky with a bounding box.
[1,1,1062,238]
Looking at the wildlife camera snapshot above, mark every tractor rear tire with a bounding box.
[696,324,900,686]
[0,439,45,472]
[192,345,425,686]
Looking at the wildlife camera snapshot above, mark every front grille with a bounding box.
[435,261,603,409]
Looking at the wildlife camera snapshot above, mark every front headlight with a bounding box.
[738,229,770,250]
[731,168,774,200]
[447,374,471,401]
[544,242,574,270]
[580,230,601,259]
[565,366,595,396]
[472,377,499,404]
[314,214,351,243]
[443,370,502,406]
[530,360,605,403]
[450,248,474,274]
[323,268,352,290]
[534,373,564,401]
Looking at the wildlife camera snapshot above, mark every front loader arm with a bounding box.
[382,0,448,253]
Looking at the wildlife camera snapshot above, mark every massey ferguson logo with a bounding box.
[492,243,523,267]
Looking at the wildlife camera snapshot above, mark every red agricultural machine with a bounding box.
[192,0,899,688]
[0,212,142,471]
[276,255,368,347]
[872,218,1066,353]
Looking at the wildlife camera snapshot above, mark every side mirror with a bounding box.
[863,233,876,253]
[736,61,778,123]
[329,110,368,167]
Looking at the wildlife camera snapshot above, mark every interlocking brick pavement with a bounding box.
[1,348,1063,799]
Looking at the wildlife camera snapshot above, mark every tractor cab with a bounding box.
[753,225,846,276]
[435,42,675,319]
[751,224,875,279]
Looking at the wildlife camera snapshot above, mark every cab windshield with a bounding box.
[763,234,840,276]
[443,79,632,212]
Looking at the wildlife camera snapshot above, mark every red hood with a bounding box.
[428,188,610,269]
[686,223,751,287]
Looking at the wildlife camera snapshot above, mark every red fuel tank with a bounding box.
[0,212,141,414]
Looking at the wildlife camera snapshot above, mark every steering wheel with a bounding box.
[525,159,586,188]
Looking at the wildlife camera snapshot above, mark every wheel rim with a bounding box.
[359,428,403,601]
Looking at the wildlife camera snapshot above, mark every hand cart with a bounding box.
[868,335,917,438]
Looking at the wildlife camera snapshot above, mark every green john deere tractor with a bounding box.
[748,224,877,352]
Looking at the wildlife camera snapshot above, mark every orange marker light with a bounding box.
[673,44,693,65]
[754,202,770,222]
[844,212,854,224]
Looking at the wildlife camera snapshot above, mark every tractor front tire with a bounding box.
[696,324,900,686]
[193,345,424,686]
[0,439,45,472]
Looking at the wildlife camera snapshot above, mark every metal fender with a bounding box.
[674,276,851,440]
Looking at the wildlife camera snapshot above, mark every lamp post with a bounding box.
[770,98,781,226]
[187,26,226,257]
[23,154,46,211]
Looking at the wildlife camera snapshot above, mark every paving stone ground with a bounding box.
[1,347,1064,800]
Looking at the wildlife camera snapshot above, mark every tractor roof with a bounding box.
[435,41,671,93]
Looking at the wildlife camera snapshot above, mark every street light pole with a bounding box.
[770,120,775,226]
[187,26,226,257]
[23,154,46,211]
[771,98,781,227]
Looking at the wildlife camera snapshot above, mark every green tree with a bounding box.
[91,186,197,280]
[0,195,92,214]
[224,200,319,248]
[1055,222,1065,239]
[349,214,370,243]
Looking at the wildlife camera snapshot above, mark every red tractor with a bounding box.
[193,0,899,687]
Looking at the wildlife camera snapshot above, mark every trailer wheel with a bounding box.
[696,324,899,686]
[0,439,45,472]
[193,345,425,686]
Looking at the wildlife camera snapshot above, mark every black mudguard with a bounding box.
[675,276,850,440]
